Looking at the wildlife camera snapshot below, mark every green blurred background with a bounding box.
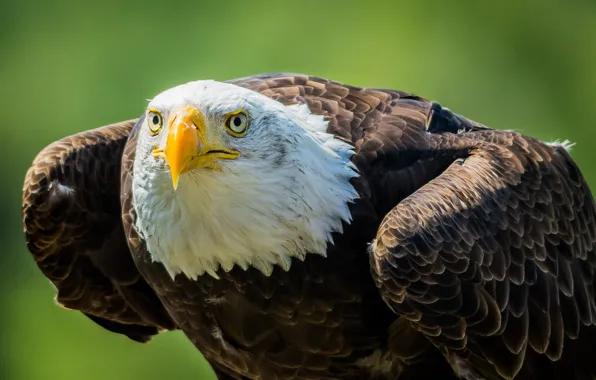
[2,1,595,379]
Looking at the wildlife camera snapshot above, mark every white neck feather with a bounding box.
[132,103,359,280]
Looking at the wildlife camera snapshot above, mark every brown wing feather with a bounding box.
[370,125,596,378]
[22,119,176,342]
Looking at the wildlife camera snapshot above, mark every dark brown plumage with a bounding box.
[22,73,596,379]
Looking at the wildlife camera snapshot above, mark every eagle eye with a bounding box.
[225,111,248,136]
[147,109,163,135]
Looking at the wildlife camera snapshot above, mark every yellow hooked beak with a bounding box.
[152,105,239,190]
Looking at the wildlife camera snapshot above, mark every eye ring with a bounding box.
[147,108,163,135]
[225,111,249,136]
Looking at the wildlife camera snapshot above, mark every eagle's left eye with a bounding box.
[225,112,248,136]
[147,109,163,135]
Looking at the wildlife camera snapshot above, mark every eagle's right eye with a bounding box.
[147,109,163,135]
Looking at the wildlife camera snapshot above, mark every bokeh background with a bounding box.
[2,1,596,379]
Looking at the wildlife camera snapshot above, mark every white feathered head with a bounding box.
[132,80,359,279]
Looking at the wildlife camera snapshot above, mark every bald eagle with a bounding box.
[22,73,596,380]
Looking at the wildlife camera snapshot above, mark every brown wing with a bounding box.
[370,127,596,378]
[22,119,176,342]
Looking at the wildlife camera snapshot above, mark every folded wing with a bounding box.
[371,128,596,379]
[22,120,176,342]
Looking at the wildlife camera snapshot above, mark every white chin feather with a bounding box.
[132,81,359,280]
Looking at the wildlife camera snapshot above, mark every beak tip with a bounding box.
[171,175,180,191]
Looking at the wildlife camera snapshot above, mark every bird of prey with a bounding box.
[22,73,596,380]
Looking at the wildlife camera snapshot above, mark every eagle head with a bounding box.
[132,80,359,279]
